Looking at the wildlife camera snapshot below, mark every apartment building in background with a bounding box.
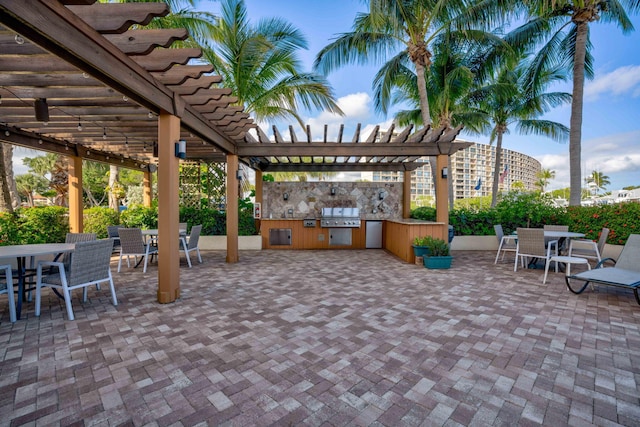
[361,141,542,204]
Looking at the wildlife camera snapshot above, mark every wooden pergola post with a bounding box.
[226,154,239,263]
[142,170,152,207]
[435,154,449,227]
[68,155,83,233]
[156,112,181,303]
[403,170,412,218]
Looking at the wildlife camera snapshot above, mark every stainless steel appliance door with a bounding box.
[365,221,383,248]
[329,228,352,246]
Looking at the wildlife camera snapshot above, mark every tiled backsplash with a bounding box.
[263,182,402,219]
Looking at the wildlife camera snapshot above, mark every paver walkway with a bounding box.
[1,249,639,426]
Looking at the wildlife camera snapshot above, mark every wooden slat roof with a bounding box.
[0,0,470,174]
[0,0,252,170]
[239,124,471,172]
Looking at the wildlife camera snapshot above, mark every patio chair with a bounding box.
[180,224,202,268]
[35,239,116,321]
[107,225,123,252]
[494,224,517,264]
[0,265,17,323]
[565,234,640,304]
[117,228,158,273]
[514,228,558,281]
[568,227,609,263]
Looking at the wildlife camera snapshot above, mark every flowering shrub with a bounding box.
[411,194,639,245]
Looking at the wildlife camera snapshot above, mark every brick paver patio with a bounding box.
[1,249,639,426]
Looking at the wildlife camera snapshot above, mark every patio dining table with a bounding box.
[0,243,75,320]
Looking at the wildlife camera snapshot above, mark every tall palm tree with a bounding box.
[507,0,640,206]
[313,0,490,183]
[202,0,342,128]
[468,60,570,207]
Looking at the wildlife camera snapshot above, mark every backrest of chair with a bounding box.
[494,224,504,243]
[543,224,569,232]
[615,234,640,272]
[65,233,97,244]
[516,228,546,257]
[118,228,145,254]
[179,222,188,233]
[597,228,610,254]
[107,225,123,239]
[68,239,113,286]
[63,233,97,264]
[188,225,202,249]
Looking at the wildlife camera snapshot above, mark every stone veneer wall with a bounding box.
[263,182,403,220]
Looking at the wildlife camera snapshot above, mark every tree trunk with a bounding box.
[415,62,438,201]
[0,143,19,212]
[569,22,588,206]
[491,130,504,208]
[108,164,120,210]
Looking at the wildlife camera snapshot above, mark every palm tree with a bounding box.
[468,60,570,207]
[313,0,491,183]
[588,170,611,192]
[202,0,342,128]
[507,0,640,206]
[536,168,556,192]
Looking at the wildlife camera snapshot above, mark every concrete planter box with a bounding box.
[199,235,262,250]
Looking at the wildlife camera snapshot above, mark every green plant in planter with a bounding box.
[424,236,450,256]
[423,236,452,269]
[412,236,431,257]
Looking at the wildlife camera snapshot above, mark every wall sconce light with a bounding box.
[34,98,49,123]
[330,187,336,196]
[174,140,186,159]
[441,167,448,179]
[283,192,289,201]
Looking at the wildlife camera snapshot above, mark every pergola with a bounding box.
[0,0,470,304]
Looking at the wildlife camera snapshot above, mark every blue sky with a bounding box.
[204,0,640,193]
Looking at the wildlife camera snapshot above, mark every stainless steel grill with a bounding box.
[320,207,361,228]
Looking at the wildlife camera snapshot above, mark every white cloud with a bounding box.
[585,65,640,101]
[542,130,640,191]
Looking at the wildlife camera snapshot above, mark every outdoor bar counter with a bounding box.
[384,219,448,263]
[260,218,447,264]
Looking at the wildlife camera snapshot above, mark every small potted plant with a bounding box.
[423,236,453,269]
[412,236,431,257]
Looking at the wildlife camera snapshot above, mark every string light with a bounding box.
[14,34,25,45]
[0,94,2,105]
[103,128,107,139]
[77,119,82,131]
[148,111,153,119]
[122,95,128,102]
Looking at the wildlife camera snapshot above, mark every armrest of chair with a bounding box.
[546,239,559,256]
[36,261,65,278]
[568,239,597,253]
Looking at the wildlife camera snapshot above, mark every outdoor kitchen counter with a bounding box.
[260,218,448,263]
[260,218,367,250]
[384,219,448,264]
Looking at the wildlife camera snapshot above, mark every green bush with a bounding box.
[16,206,69,244]
[84,207,120,238]
[565,202,640,245]
[120,204,158,229]
[0,212,20,246]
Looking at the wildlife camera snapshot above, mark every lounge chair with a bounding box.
[565,234,640,304]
